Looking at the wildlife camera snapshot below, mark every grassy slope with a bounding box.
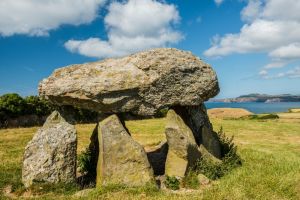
[289,108,300,113]
[0,118,300,200]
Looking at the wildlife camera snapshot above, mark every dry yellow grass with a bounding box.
[75,120,167,152]
[207,108,253,119]
[1,117,300,199]
[289,108,300,113]
[277,112,300,119]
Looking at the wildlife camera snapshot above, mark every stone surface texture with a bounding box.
[197,174,210,185]
[22,111,77,187]
[96,114,154,186]
[172,105,221,159]
[165,109,201,177]
[39,48,219,116]
[201,126,222,159]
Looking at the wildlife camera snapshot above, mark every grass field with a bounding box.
[289,108,300,113]
[207,108,253,119]
[1,117,300,199]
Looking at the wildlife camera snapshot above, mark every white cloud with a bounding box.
[269,43,300,60]
[260,67,300,79]
[259,70,268,76]
[0,0,106,36]
[241,0,262,22]
[214,0,224,6]
[65,0,182,59]
[262,0,300,21]
[204,19,300,57]
[287,67,300,78]
[263,60,290,69]
[204,0,300,73]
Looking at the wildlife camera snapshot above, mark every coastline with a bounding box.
[205,101,300,114]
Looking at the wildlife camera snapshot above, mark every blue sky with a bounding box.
[0,0,300,98]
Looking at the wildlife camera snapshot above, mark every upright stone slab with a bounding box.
[173,105,222,159]
[96,114,154,187]
[22,111,77,187]
[201,126,222,159]
[165,109,201,177]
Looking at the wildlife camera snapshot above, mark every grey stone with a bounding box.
[201,126,222,159]
[172,104,222,159]
[22,111,77,187]
[165,109,201,177]
[198,144,222,164]
[39,48,219,116]
[96,114,154,187]
[197,174,210,185]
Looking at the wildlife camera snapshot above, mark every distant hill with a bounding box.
[209,94,300,103]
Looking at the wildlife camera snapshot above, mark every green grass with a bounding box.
[0,117,300,199]
[241,113,279,120]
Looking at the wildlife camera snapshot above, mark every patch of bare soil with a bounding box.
[2,185,17,199]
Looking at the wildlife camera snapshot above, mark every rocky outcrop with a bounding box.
[165,109,201,177]
[39,48,219,116]
[22,111,77,187]
[96,114,154,186]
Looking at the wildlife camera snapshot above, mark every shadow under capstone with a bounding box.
[146,143,168,176]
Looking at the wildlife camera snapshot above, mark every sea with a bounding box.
[205,102,300,114]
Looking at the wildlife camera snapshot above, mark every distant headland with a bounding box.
[209,94,300,103]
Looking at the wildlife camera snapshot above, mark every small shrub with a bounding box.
[195,127,242,180]
[247,114,279,120]
[78,148,93,174]
[164,176,180,190]
[218,127,241,160]
[155,108,168,118]
[182,171,199,189]
[195,157,221,180]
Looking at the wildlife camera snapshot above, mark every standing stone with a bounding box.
[165,109,201,177]
[172,104,222,159]
[22,111,77,187]
[96,114,154,187]
[201,126,222,159]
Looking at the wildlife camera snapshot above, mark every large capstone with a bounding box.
[22,111,77,187]
[39,48,219,116]
[96,114,154,186]
[165,109,201,177]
